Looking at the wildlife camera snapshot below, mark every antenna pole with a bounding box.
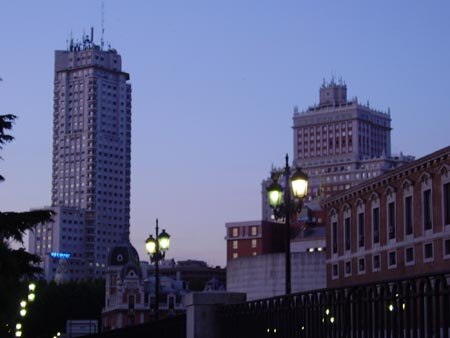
[101,0,105,50]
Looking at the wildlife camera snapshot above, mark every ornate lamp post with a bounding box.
[267,154,308,295]
[145,219,170,321]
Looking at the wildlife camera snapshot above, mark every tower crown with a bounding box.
[319,78,347,107]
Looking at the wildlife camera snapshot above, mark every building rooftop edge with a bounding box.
[321,145,450,207]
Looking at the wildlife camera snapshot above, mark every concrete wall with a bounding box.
[227,252,326,301]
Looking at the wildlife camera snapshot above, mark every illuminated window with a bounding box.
[232,228,238,237]
[251,239,257,248]
[232,253,238,259]
[232,240,238,250]
[251,226,258,236]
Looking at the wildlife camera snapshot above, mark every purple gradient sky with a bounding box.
[1,1,449,267]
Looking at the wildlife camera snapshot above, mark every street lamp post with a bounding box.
[145,218,170,321]
[267,154,308,295]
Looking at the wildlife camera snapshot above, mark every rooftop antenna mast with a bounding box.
[101,0,105,50]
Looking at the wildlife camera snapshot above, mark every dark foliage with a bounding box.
[22,280,105,338]
[0,114,55,337]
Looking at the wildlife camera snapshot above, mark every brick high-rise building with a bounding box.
[29,31,132,280]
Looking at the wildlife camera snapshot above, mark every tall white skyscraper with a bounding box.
[29,32,132,280]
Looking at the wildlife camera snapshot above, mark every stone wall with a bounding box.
[227,252,326,301]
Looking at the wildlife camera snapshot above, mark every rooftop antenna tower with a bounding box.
[101,0,105,50]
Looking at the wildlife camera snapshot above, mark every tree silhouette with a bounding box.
[0,114,54,337]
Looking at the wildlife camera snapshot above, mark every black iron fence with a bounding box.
[218,272,450,338]
[82,314,186,338]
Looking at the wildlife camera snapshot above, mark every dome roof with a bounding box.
[107,240,140,267]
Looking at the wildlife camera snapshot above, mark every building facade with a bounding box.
[225,220,286,262]
[261,79,413,221]
[323,145,450,288]
[29,32,132,280]
[292,79,413,198]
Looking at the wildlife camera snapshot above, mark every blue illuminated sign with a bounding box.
[50,252,71,259]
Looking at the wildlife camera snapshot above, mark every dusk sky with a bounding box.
[1,1,449,267]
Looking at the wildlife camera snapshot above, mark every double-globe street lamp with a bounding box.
[267,154,308,295]
[145,219,170,321]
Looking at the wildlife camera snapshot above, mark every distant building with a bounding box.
[102,242,186,331]
[29,31,132,281]
[142,259,226,291]
[292,78,414,198]
[103,241,146,330]
[225,220,286,262]
[322,145,450,288]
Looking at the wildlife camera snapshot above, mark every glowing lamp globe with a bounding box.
[267,182,283,208]
[159,230,170,251]
[291,168,308,199]
[145,235,156,254]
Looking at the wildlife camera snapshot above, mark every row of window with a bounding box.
[230,226,259,237]
[232,239,258,250]
[232,252,257,259]
[332,239,450,279]
[331,181,450,254]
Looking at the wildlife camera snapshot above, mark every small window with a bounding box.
[232,253,238,259]
[424,243,434,262]
[423,189,432,231]
[444,183,450,225]
[358,258,365,273]
[373,207,380,244]
[345,217,351,251]
[358,212,365,248]
[332,222,338,254]
[444,239,450,258]
[373,254,381,271]
[232,240,238,249]
[405,196,413,236]
[388,251,397,268]
[345,261,351,276]
[388,202,396,240]
[251,239,257,248]
[405,247,415,265]
[251,226,258,236]
[232,228,238,237]
[332,264,338,278]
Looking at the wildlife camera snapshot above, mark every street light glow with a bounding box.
[28,293,35,302]
[19,309,27,317]
[28,283,36,291]
[20,301,26,308]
